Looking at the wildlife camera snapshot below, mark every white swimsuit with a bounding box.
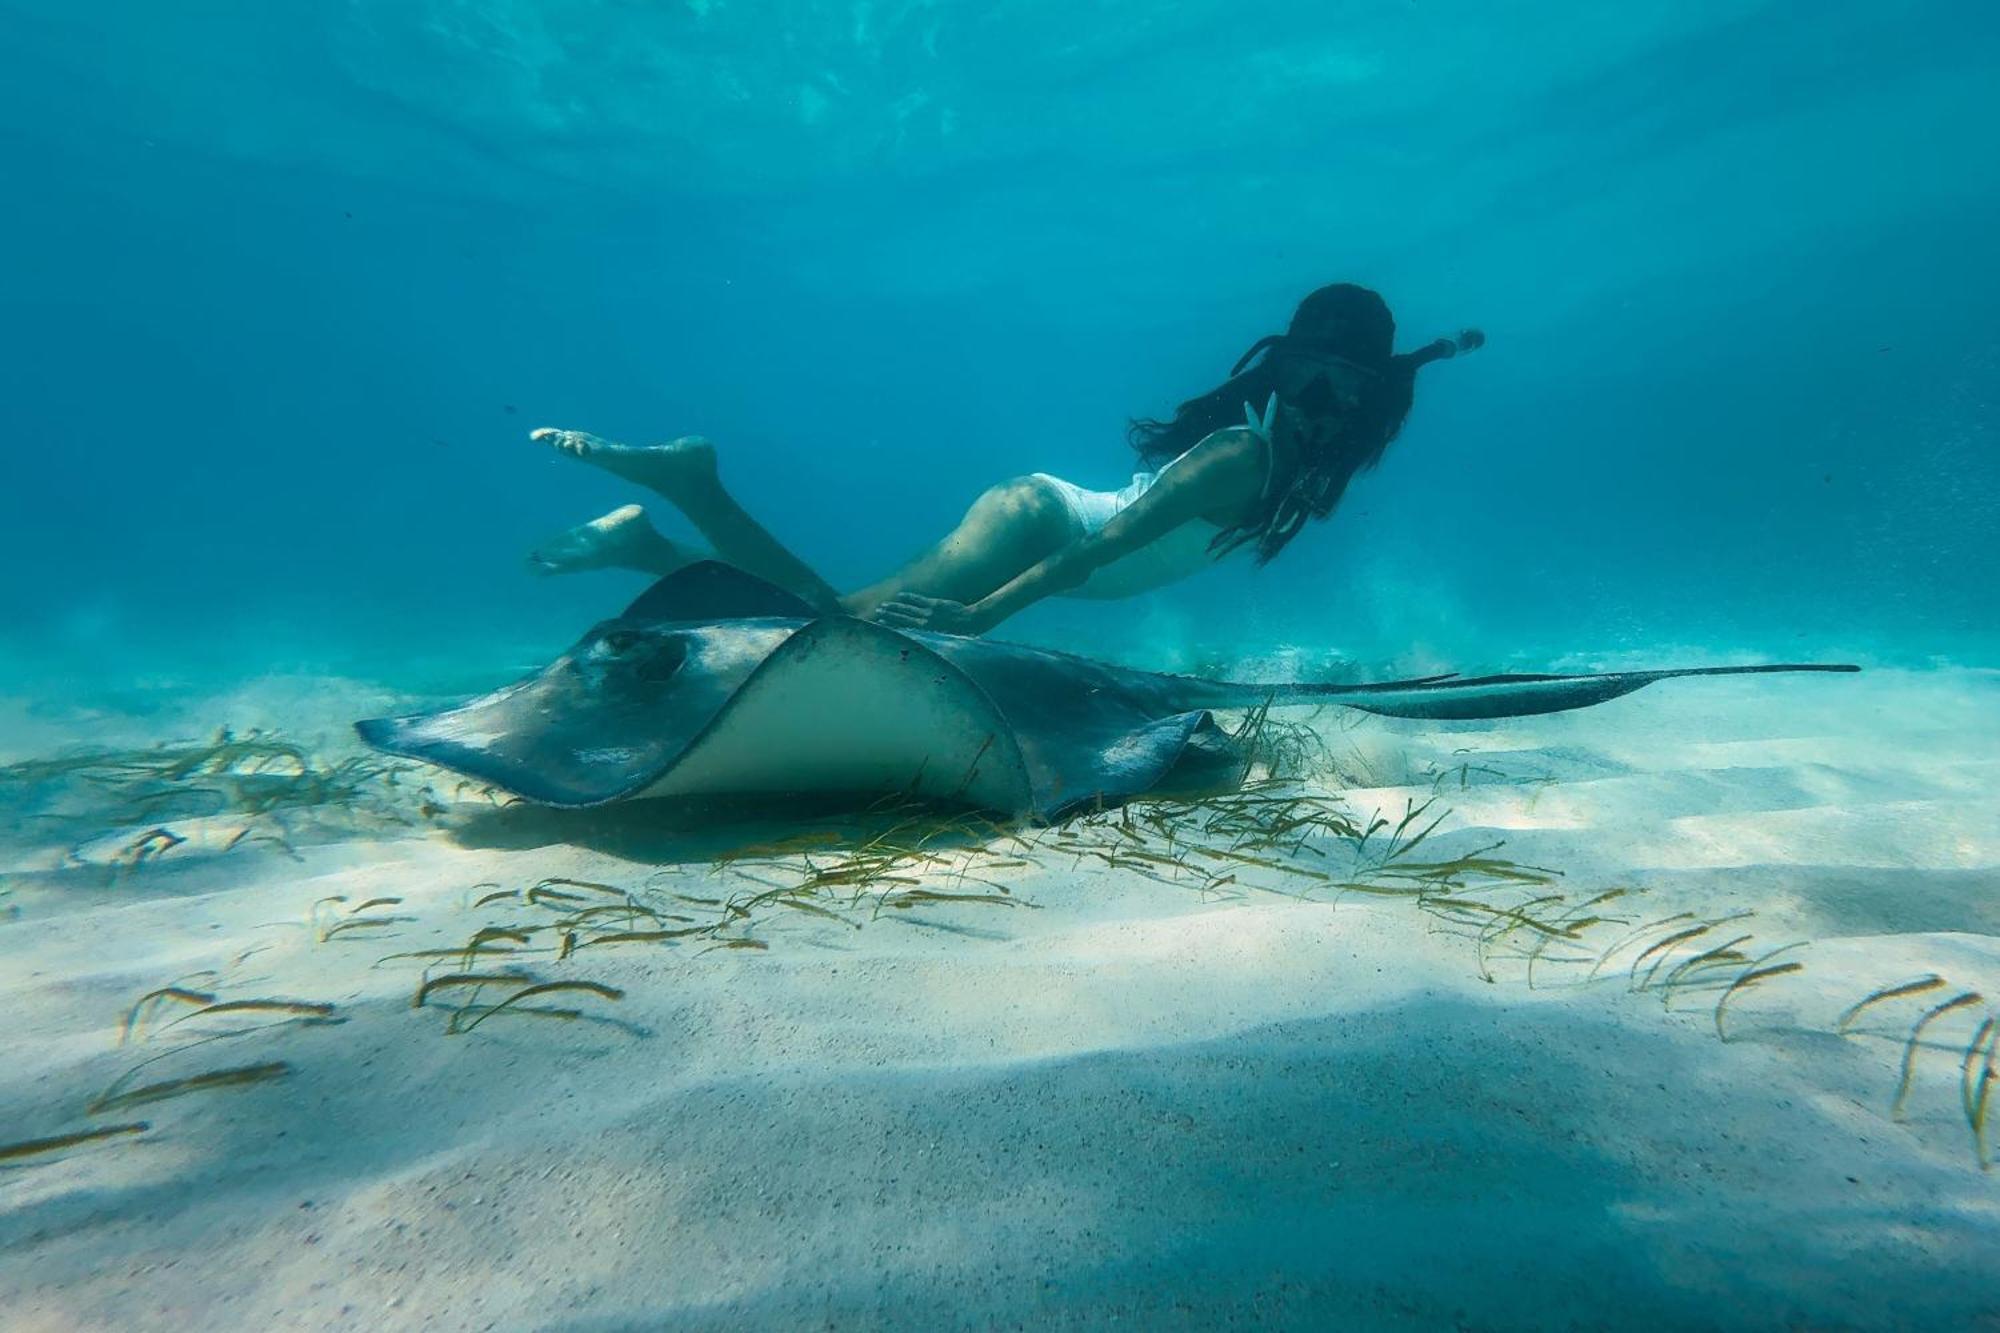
[1031,435,1275,600]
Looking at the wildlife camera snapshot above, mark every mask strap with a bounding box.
[1229,334,1286,378]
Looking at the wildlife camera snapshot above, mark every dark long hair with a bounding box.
[1129,284,1478,564]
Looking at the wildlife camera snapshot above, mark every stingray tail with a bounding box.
[1181,662,1859,721]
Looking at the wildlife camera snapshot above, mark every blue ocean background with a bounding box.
[3,1,1996,696]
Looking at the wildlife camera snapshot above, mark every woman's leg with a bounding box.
[533,429,843,609]
[838,477,1077,616]
[525,503,699,577]
[534,428,1077,616]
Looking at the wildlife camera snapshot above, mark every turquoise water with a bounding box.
[7,10,2000,1325]
[2,1,1996,691]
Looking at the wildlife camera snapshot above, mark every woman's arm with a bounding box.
[875,430,1268,634]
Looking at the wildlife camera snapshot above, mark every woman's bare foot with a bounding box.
[531,427,720,505]
[525,504,690,577]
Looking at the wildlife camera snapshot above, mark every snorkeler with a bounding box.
[526,283,1482,635]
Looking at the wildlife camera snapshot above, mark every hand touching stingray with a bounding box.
[870,594,985,636]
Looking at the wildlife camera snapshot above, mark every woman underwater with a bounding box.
[526,283,1481,636]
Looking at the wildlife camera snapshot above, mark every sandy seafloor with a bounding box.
[2,664,1997,1331]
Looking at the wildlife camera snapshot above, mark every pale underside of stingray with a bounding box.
[355,563,1858,821]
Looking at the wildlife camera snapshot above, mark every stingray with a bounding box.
[355,562,1858,821]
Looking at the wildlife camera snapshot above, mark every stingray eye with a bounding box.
[636,635,690,682]
[600,629,642,656]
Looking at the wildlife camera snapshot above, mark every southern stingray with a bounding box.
[356,562,1857,821]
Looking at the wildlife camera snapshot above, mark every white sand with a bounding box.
[3,667,1998,1329]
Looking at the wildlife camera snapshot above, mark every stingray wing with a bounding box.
[917,635,1252,818]
[620,560,820,622]
[357,615,1038,815]
[636,618,1033,814]
[353,617,792,806]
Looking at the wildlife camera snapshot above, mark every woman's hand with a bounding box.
[870,593,989,636]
